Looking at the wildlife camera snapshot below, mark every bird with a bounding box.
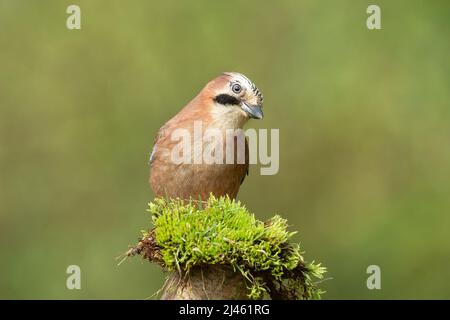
[149,72,264,201]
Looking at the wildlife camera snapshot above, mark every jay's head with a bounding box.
[202,72,264,128]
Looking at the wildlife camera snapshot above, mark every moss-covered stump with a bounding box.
[126,196,326,300]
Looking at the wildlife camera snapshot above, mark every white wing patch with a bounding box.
[149,145,156,165]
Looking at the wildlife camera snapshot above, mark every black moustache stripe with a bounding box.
[214,94,241,106]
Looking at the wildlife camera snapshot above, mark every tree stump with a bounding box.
[161,266,248,300]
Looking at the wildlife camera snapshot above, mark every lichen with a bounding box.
[136,195,326,299]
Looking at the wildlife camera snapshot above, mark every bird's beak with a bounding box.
[241,102,263,119]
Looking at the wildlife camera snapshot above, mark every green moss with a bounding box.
[145,195,326,299]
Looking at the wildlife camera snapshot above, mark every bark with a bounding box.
[161,265,249,300]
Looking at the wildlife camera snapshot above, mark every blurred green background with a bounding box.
[1,0,449,299]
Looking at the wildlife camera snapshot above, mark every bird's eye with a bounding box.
[231,83,242,94]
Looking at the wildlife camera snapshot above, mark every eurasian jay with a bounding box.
[149,72,264,200]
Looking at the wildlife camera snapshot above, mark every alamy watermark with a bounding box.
[66,5,81,30]
[66,265,81,290]
[168,121,279,175]
[366,265,381,290]
[366,5,381,30]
